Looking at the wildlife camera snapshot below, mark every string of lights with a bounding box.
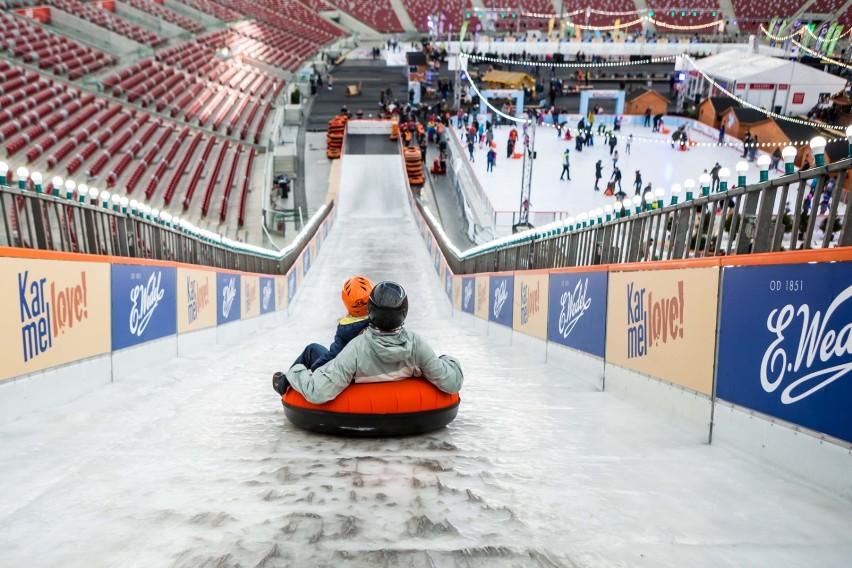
[460,51,679,68]
[457,52,847,143]
[790,38,852,69]
[681,54,846,133]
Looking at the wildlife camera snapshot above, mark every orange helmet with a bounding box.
[341,276,373,317]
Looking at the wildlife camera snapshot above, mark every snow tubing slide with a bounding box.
[282,378,460,437]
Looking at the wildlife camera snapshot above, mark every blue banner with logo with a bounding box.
[547,271,608,357]
[260,277,276,315]
[217,272,241,325]
[461,277,475,314]
[111,264,177,350]
[434,248,440,273]
[445,270,452,299]
[287,270,297,305]
[302,248,311,276]
[489,274,513,327]
[716,263,852,444]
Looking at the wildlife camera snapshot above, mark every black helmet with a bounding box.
[368,281,408,331]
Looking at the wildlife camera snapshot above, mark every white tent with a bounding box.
[685,51,846,115]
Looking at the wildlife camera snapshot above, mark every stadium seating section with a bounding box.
[0,0,848,237]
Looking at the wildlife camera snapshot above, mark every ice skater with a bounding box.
[633,170,643,196]
[594,159,603,191]
[612,150,619,168]
[626,134,632,155]
[560,148,571,181]
[610,166,622,193]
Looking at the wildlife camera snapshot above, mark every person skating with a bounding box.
[608,133,617,156]
[710,162,721,192]
[595,159,603,190]
[560,148,571,180]
[487,147,496,172]
[626,134,632,155]
[610,166,622,192]
[633,170,642,196]
[275,281,464,404]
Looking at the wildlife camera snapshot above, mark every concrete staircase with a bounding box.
[389,0,416,32]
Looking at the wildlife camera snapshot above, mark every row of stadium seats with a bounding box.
[46,0,164,47]
[1,11,115,79]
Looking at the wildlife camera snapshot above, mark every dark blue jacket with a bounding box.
[310,315,370,370]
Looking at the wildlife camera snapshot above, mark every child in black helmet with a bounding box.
[277,281,464,404]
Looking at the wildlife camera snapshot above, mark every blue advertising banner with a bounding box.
[260,277,276,315]
[322,220,328,239]
[287,270,297,305]
[217,272,241,325]
[426,235,432,254]
[434,248,440,273]
[444,270,452,299]
[547,271,608,357]
[461,277,475,314]
[489,274,513,327]
[302,248,311,276]
[111,264,177,350]
[717,263,852,444]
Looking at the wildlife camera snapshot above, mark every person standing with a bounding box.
[626,134,633,155]
[486,147,496,172]
[467,136,475,161]
[608,133,617,156]
[718,123,726,144]
[595,159,603,191]
[710,162,721,192]
[633,170,642,195]
[612,149,619,168]
[560,148,571,181]
[742,131,751,158]
[644,106,652,127]
[610,166,622,192]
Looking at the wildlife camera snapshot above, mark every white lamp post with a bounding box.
[698,172,712,196]
[99,191,110,208]
[604,204,613,221]
[683,178,695,200]
[632,195,642,214]
[76,183,87,202]
[653,187,663,209]
[16,167,29,190]
[622,197,633,216]
[110,194,121,212]
[810,136,827,167]
[757,154,771,182]
[735,160,749,187]
[782,145,797,174]
[88,186,99,204]
[31,172,42,193]
[670,183,681,205]
[718,167,731,191]
[0,161,8,185]
[644,190,655,211]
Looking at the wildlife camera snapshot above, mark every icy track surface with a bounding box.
[1,150,851,568]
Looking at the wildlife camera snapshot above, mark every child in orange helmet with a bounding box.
[273,276,374,394]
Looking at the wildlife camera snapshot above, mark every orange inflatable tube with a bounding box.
[281,378,460,436]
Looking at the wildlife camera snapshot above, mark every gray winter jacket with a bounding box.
[286,327,464,404]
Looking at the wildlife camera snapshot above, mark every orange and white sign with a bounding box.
[241,274,260,319]
[0,257,110,381]
[177,267,216,333]
[512,272,549,339]
[452,276,462,310]
[275,275,287,311]
[606,267,719,395]
[474,275,489,320]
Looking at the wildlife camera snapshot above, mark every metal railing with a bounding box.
[0,182,332,276]
[418,159,852,275]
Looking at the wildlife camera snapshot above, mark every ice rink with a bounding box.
[0,139,851,567]
[450,116,790,227]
